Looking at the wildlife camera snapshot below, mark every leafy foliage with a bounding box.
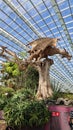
[1,62,22,89]
[11,88,35,102]
[0,87,14,110]
[24,66,39,91]
[51,82,62,100]
[58,92,73,100]
[1,61,39,91]
[23,101,50,127]
[4,62,20,77]
[4,96,51,129]
[51,82,73,100]
[0,86,14,95]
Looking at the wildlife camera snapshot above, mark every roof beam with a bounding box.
[0,28,29,51]
[50,0,73,46]
[51,67,73,86]
[3,0,42,38]
[50,75,73,92]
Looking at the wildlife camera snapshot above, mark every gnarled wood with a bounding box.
[35,59,54,100]
[0,37,72,100]
[28,37,59,55]
[39,46,72,60]
[28,46,72,61]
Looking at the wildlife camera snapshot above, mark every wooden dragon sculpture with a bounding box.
[0,37,72,99]
[0,37,72,65]
[28,37,72,61]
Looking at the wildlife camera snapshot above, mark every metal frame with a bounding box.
[51,0,72,45]
[0,28,28,50]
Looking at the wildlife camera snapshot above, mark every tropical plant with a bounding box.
[0,87,14,110]
[11,88,35,103]
[4,98,51,130]
[51,81,73,100]
[24,65,39,91]
[1,61,39,91]
[59,92,73,100]
[1,61,22,89]
[4,62,20,77]
[51,81,62,100]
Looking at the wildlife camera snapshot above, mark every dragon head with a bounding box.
[62,48,72,60]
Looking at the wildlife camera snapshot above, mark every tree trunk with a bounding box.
[36,59,53,100]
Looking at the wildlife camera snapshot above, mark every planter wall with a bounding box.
[47,105,73,130]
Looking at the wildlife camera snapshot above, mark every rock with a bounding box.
[56,98,73,106]
[56,98,67,105]
[67,100,73,106]
[0,120,7,130]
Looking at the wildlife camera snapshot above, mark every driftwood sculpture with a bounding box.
[28,46,72,61]
[28,37,60,53]
[28,38,71,61]
[0,37,72,99]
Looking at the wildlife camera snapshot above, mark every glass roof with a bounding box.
[0,0,73,92]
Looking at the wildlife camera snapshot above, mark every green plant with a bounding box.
[0,95,10,110]
[4,62,20,77]
[0,87,14,110]
[24,66,39,91]
[59,92,73,100]
[4,87,51,129]
[23,101,51,127]
[1,61,23,89]
[0,86,14,96]
[1,62,39,91]
[11,88,35,103]
[51,82,73,100]
[51,82,62,100]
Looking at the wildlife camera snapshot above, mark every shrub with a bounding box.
[4,62,20,77]
[4,90,51,129]
[24,66,39,91]
[0,86,14,96]
[51,82,73,100]
[51,82,62,100]
[10,88,35,103]
[0,87,14,110]
[59,92,73,100]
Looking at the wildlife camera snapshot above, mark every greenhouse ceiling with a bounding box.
[0,0,73,92]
